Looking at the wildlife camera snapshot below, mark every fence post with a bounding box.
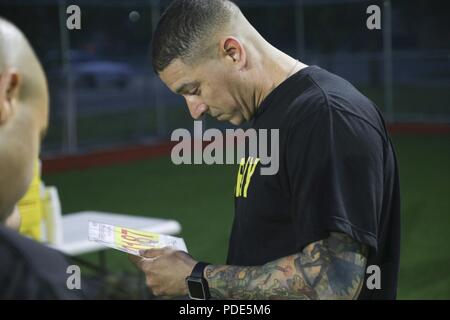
[383,0,394,121]
[150,0,167,138]
[58,0,78,153]
[295,0,306,61]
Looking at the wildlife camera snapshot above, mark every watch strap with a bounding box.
[191,261,210,279]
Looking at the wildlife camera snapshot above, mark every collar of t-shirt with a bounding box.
[252,65,320,121]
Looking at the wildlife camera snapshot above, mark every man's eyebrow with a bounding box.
[175,81,200,94]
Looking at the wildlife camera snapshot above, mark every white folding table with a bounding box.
[38,186,183,287]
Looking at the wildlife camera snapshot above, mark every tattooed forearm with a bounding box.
[205,232,368,300]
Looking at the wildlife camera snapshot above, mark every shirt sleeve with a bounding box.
[285,102,385,252]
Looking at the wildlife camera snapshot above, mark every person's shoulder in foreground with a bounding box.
[0,225,92,299]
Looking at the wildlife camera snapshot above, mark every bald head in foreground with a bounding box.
[0,18,95,299]
[0,17,49,229]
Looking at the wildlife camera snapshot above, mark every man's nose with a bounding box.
[185,96,207,120]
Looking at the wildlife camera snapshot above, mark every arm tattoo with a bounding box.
[205,232,368,300]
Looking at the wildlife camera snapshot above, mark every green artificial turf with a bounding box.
[43,134,450,299]
[393,135,450,299]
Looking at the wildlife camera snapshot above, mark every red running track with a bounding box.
[42,123,450,175]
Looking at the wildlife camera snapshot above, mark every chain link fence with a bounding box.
[1,0,448,156]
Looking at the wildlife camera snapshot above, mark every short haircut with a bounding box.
[151,0,237,73]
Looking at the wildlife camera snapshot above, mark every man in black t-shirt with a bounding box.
[132,0,400,300]
[227,66,401,300]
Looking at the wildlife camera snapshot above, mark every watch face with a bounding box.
[186,278,206,300]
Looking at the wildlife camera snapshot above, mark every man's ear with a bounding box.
[221,37,247,70]
[0,69,21,125]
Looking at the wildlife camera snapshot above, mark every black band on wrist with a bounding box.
[186,262,211,300]
[191,261,210,279]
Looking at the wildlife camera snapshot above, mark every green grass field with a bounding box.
[43,134,450,299]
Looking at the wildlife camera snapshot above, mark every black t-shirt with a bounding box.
[226,66,401,300]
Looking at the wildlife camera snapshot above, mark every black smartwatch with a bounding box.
[185,262,211,300]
